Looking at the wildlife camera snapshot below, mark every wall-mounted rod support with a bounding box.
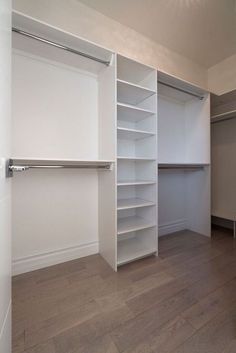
[12,27,111,66]
[158,81,204,100]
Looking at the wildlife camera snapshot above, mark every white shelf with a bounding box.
[12,13,113,75]
[117,180,156,186]
[117,156,156,161]
[117,127,155,140]
[117,198,155,210]
[117,216,156,235]
[117,79,156,106]
[117,102,154,122]
[117,237,156,265]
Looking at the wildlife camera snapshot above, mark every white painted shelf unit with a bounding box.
[117,55,158,266]
[11,11,211,275]
[157,72,211,238]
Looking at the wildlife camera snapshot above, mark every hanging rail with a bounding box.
[211,110,236,124]
[12,27,111,66]
[158,163,208,170]
[158,80,204,100]
[6,159,113,177]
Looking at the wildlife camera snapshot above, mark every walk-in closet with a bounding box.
[2,2,235,353]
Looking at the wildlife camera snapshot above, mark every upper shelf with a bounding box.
[117,127,155,140]
[117,79,156,106]
[118,156,156,161]
[117,103,155,122]
[12,11,113,75]
[117,55,156,91]
[158,71,206,102]
[117,180,156,186]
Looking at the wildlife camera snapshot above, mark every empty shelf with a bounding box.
[118,156,156,161]
[117,216,156,235]
[117,198,155,210]
[158,163,209,170]
[117,102,155,122]
[117,79,156,106]
[117,237,156,265]
[117,180,156,186]
[117,127,155,140]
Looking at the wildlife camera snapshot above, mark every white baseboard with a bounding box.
[0,301,11,353]
[12,241,98,275]
[159,219,187,237]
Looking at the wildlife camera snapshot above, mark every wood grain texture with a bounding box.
[13,227,236,353]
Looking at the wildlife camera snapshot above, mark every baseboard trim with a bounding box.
[159,219,187,236]
[12,241,98,275]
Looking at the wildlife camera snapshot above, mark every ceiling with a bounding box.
[78,0,236,68]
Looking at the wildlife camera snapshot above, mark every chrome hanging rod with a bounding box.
[12,27,111,66]
[211,114,236,124]
[7,160,112,177]
[158,80,204,100]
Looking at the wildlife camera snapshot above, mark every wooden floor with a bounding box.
[13,227,236,353]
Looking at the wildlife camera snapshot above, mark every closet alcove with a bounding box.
[11,12,117,273]
[157,73,211,238]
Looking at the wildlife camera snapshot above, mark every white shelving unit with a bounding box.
[11,12,211,275]
[116,55,158,266]
[157,72,211,238]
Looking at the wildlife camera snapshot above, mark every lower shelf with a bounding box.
[117,216,156,235]
[117,198,155,210]
[117,237,156,266]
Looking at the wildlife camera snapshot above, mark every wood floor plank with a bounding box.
[173,302,236,353]
[24,300,101,349]
[111,288,196,352]
[181,278,236,330]
[54,304,134,353]
[23,340,56,353]
[123,316,195,353]
[12,227,236,353]
[222,340,236,353]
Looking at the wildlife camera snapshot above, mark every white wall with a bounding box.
[208,54,236,95]
[0,0,11,352]
[12,0,208,89]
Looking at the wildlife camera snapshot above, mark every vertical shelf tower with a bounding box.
[116,55,158,266]
[157,72,211,238]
